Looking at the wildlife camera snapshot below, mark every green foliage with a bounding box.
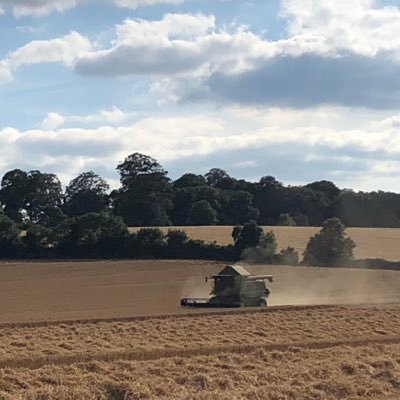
[0,169,63,226]
[0,213,20,242]
[232,221,276,262]
[303,217,356,266]
[58,213,129,257]
[173,174,206,189]
[278,246,299,265]
[220,190,259,225]
[0,214,21,257]
[204,168,235,190]
[23,224,57,256]
[116,153,165,187]
[0,169,27,221]
[232,221,264,253]
[293,214,309,226]
[254,176,287,225]
[113,153,172,226]
[278,213,296,226]
[186,200,218,225]
[65,171,109,216]
[166,229,188,248]
[129,228,166,258]
[171,186,220,225]
[0,151,399,261]
[165,229,189,258]
[241,230,277,264]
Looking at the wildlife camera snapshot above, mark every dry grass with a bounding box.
[129,226,400,261]
[1,343,400,399]
[0,305,398,366]
[0,305,399,399]
[0,260,398,398]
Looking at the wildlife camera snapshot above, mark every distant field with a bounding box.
[129,226,400,261]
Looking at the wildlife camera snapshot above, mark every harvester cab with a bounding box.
[181,265,273,308]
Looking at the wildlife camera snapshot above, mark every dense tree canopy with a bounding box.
[112,153,173,226]
[0,169,63,226]
[65,171,110,216]
[0,152,399,230]
[303,217,356,266]
[186,200,218,225]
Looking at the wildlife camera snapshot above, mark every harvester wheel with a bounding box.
[258,298,267,307]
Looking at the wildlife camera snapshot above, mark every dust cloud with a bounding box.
[180,275,213,299]
[237,264,400,306]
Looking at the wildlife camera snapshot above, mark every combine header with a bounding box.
[180,265,273,308]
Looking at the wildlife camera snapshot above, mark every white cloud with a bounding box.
[281,0,400,57]
[7,31,92,68]
[74,13,277,78]
[114,0,184,10]
[0,0,186,17]
[5,0,400,89]
[41,112,65,130]
[42,107,135,129]
[0,0,79,17]
[69,1,400,108]
[375,115,400,129]
[2,105,400,191]
[0,61,12,83]
[116,13,215,40]
[0,31,92,83]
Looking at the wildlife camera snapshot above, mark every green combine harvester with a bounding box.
[180,265,273,308]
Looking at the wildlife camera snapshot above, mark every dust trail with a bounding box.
[236,264,400,306]
[180,264,216,299]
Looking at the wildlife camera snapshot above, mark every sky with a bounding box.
[1,0,400,191]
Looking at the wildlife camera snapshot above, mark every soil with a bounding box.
[0,260,399,322]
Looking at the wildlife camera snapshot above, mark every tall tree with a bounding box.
[0,169,28,221]
[0,213,21,257]
[171,185,221,225]
[112,153,172,226]
[65,171,110,216]
[186,200,218,225]
[57,212,129,258]
[173,173,206,189]
[0,169,63,226]
[254,176,287,225]
[25,170,63,225]
[303,217,356,266]
[232,221,264,253]
[204,168,235,190]
[220,190,259,225]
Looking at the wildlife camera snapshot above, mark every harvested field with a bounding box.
[129,226,400,261]
[0,304,400,399]
[0,261,398,398]
[0,261,400,322]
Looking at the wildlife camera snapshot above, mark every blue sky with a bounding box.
[1,0,400,191]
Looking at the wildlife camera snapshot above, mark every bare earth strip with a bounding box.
[129,226,400,261]
[0,260,399,323]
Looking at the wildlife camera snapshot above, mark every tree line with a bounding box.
[1,152,400,229]
[0,207,357,267]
